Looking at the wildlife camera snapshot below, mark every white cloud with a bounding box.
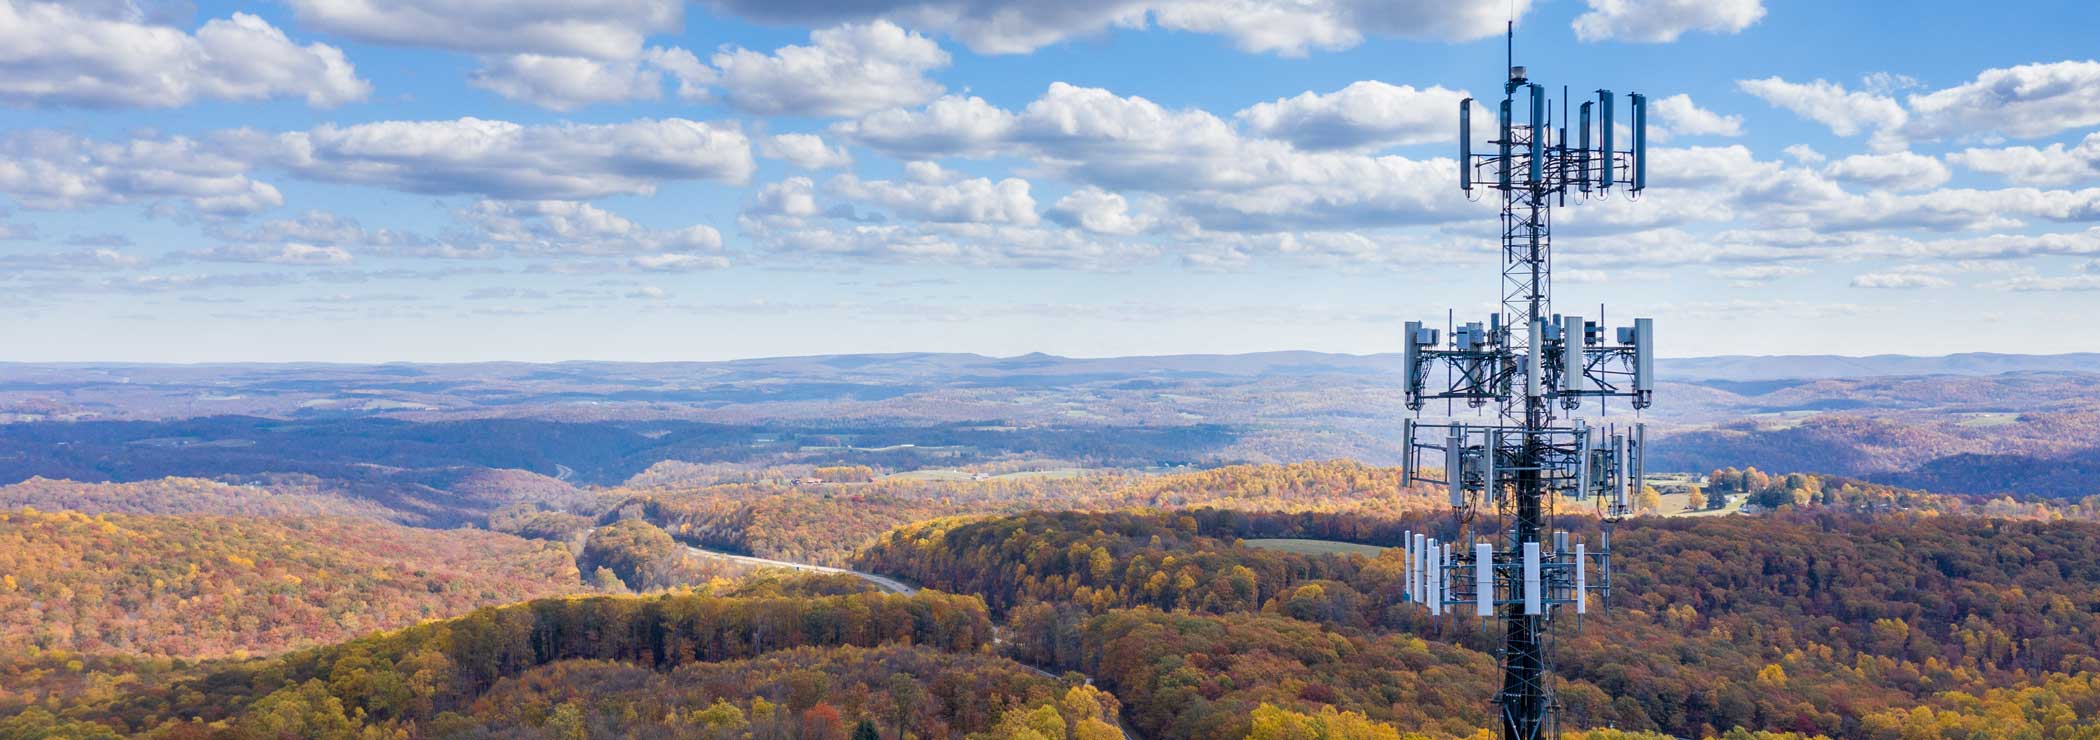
[1851,271,1952,289]
[710,22,950,117]
[1711,264,1809,283]
[826,168,1039,225]
[1234,81,1468,150]
[762,133,855,170]
[1987,274,2100,292]
[460,199,725,257]
[0,4,368,108]
[1782,144,1825,165]
[1652,94,1742,137]
[468,54,664,110]
[240,117,755,199]
[1738,77,1907,137]
[844,83,1478,232]
[835,94,1019,158]
[1905,61,2100,140]
[1822,151,1950,191]
[1946,131,2100,186]
[751,177,822,218]
[1572,0,1764,43]
[189,243,356,265]
[700,0,1525,56]
[0,130,281,215]
[284,0,682,58]
[1049,188,1156,235]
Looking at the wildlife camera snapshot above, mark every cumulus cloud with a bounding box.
[1737,77,1906,137]
[0,130,281,215]
[1652,94,1743,137]
[825,168,1039,225]
[236,117,755,199]
[761,133,855,170]
[841,82,1484,233]
[711,21,950,117]
[1905,61,2100,140]
[468,54,665,110]
[1572,0,1764,43]
[700,0,1525,56]
[1822,151,1950,191]
[0,3,368,108]
[1234,81,1467,150]
[836,95,1018,158]
[1946,131,2100,187]
[1049,188,1157,235]
[284,0,682,58]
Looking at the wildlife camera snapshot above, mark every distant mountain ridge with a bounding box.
[7,350,2095,383]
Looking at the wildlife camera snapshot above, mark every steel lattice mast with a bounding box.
[1397,24,1658,740]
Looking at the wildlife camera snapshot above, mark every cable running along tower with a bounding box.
[1397,24,1656,740]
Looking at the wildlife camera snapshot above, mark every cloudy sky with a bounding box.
[2,0,2097,362]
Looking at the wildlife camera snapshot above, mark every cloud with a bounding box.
[284,0,682,58]
[1711,264,1809,283]
[238,117,755,199]
[1234,81,1467,150]
[0,130,281,215]
[1049,188,1157,235]
[825,167,1039,225]
[1986,274,2100,292]
[188,243,356,265]
[1572,0,1764,42]
[0,248,144,271]
[1822,151,1950,191]
[751,177,823,218]
[459,199,725,258]
[0,3,368,109]
[1850,271,1952,289]
[700,0,1526,56]
[711,21,950,117]
[1946,131,2100,186]
[1905,61,2100,140]
[468,54,665,110]
[761,133,854,169]
[834,94,1017,158]
[1737,77,1906,137]
[1652,94,1743,137]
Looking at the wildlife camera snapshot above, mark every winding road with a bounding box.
[683,545,1145,739]
[683,546,917,595]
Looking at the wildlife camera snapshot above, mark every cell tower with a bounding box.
[1395,24,1657,740]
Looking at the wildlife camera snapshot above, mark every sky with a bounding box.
[2,0,2098,363]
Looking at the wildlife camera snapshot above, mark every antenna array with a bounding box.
[1396,23,1657,740]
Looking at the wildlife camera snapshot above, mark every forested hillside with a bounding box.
[620,460,1441,567]
[2,585,1111,739]
[857,509,2100,739]
[0,509,583,657]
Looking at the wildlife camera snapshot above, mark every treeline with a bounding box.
[1008,605,1494,739]
[435,646,1124,739]
[620,460,1442,567]
[48,588,992,736]
[0,508,581,657]
[857,508,2100,738]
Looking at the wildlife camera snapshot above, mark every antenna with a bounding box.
[1399,21,1660,740]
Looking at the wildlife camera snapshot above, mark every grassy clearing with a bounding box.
[1242,538,1390,558]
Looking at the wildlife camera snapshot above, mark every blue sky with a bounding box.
[2,0,2098,362]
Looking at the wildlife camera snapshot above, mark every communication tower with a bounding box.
[1395,24,1657,740]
